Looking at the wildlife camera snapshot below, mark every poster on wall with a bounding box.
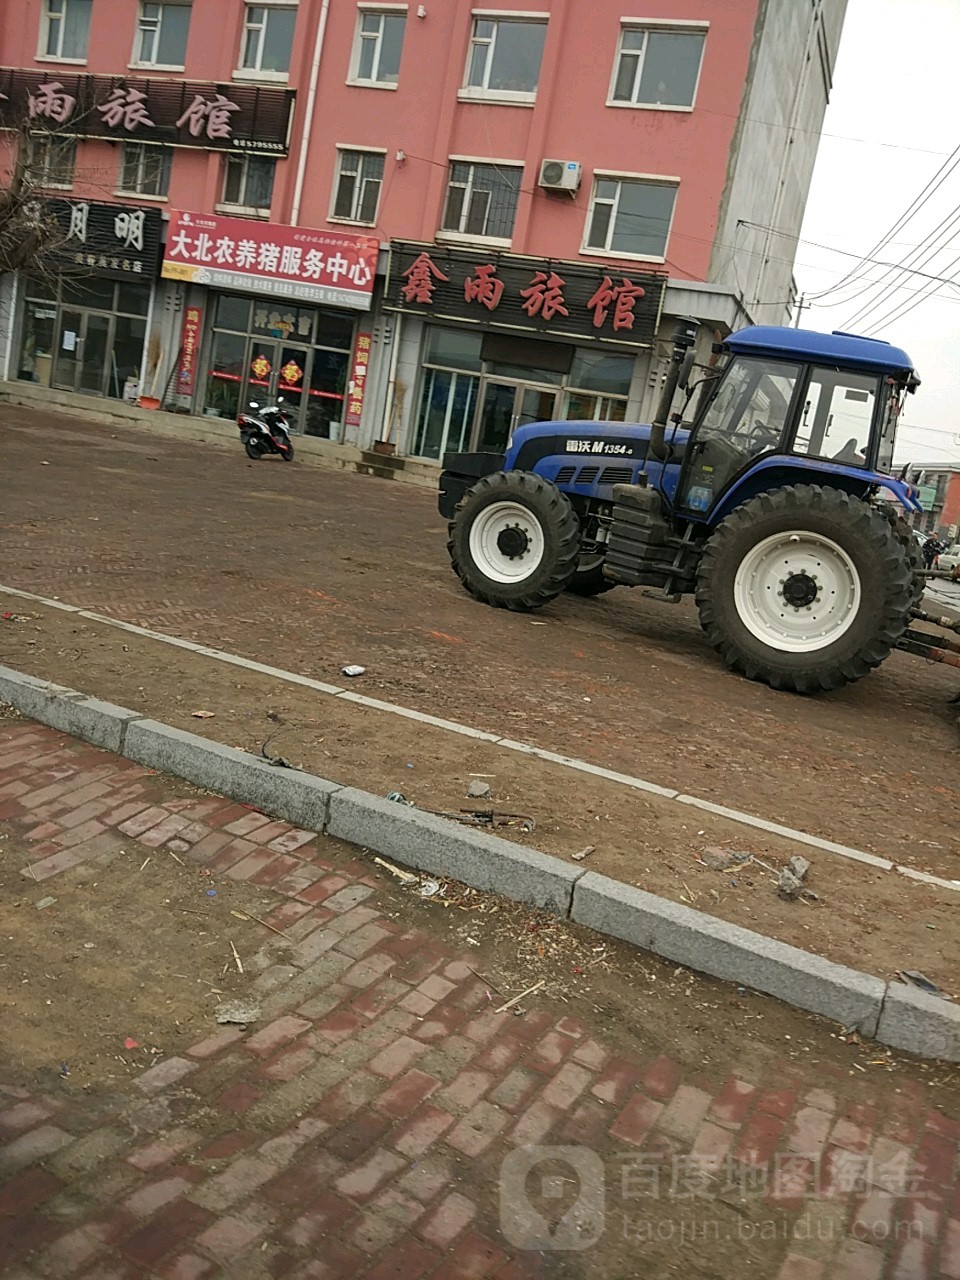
[161,211,380,312]
[345,333,372,429]
[177,305,203,395]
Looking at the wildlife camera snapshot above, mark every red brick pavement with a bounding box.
[0,719,958,1279]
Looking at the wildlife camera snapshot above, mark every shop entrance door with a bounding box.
[54,310,114,396]
[243,340,312,434]
[475,381,560,453]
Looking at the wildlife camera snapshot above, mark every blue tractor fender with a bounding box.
[708,455,923,525]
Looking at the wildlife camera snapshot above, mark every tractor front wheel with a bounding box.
[448,471,580,610]
[696,485,915,693]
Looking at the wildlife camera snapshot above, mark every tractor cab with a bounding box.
[673,327,920,520]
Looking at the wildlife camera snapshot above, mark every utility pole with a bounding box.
[793,293,808,328]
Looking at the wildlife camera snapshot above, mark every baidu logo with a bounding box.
[499,1146,605,1251]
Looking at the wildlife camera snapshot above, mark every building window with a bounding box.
[585,176,677,259]
[134,2,191,68]
[240,4,296,74]
[221,154,276,212]
[32,134,77,188]
[333,149,384,224]
[611,26,706,108]
[464,16,547,99]
[441,161,522,241]
[41,0,92,59]
[119,142,172,197]
[351,9,406,86]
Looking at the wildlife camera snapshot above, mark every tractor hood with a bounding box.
[504,419,691,471]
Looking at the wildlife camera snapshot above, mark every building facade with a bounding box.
[0,0,846,466]
[904,466,960,539]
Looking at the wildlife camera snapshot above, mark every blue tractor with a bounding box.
[438,320,928,694]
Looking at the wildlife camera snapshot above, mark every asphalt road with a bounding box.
[2,403,958,869]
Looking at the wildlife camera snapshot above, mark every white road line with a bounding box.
[3,581,957,893]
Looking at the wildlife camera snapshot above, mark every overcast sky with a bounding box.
[795,0,960,467]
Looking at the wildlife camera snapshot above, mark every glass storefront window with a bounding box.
[61,276,115,309]
[568,349,634,396]
[316,311,357,351]
[204,330,246,419]
[563,392,628,422]
[411,325,638,459]
[17,302,58,386]
[305,349,349,437]
[251,304,316,341]
[216,294,252,332]
[413,369,479,459]
[116,282,151,317]
[424,326,483,372]
[485,360,563,385]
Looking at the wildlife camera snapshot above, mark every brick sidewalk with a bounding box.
[0,719,958,1280]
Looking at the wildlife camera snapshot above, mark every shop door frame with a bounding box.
[243,337,313,435]
[53,307,116,397]
[473,378,561,452]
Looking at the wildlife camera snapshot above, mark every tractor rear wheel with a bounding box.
[448,471,580,610]
[696,485,915,693]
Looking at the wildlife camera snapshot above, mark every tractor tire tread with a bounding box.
[447,470,580,611]
[696,484,914,693]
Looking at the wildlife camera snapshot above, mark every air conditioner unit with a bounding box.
[539,159,582,192]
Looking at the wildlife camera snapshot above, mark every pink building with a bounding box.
[0,0,847,466]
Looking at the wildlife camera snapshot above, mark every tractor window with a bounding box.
[679,356,799,513]
[791,368,879,467]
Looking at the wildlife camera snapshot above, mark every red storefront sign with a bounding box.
[177,304,203,394]
[161,211,379,312]
[345,333,372,429]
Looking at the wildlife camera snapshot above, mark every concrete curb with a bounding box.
[572,872,886,1036]
[1,663,957,1062]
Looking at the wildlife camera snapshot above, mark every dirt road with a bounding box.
[1,405,957,873]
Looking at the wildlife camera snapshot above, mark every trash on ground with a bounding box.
[59,1060,69,1076]
[124,1037,140,1050]
[571,845,596,862]
[777,855,811,900]
[1,612,30,622]
[215,998,261,1025]
[191,710,216,719]
[387,791,414,805]
[699,847,753,872]
[341,664,366,677]
[897,969,953,999]
[229,940,244,973]
[448,808,535,833]
[466,779,492,799]
[419,879,442,898]
[36,896,57,910]
[373,856,418,884]
[494,978,546,1014]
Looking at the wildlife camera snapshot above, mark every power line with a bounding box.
[842,203,960,329]
[803,143,960,302]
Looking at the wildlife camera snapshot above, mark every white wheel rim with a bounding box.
[733,530,861,653]
[469,501,546,584]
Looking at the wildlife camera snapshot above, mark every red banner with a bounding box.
[177,304,203,395]
[345,333,372,429]
[161,211,379,312]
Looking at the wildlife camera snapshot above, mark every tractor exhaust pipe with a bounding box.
[649,317,699,462]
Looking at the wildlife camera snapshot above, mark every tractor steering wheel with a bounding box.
[746,418,780,450]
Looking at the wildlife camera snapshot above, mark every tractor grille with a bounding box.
[576,466,600,485]
[599,466,633,485]
[554,465,576,484]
